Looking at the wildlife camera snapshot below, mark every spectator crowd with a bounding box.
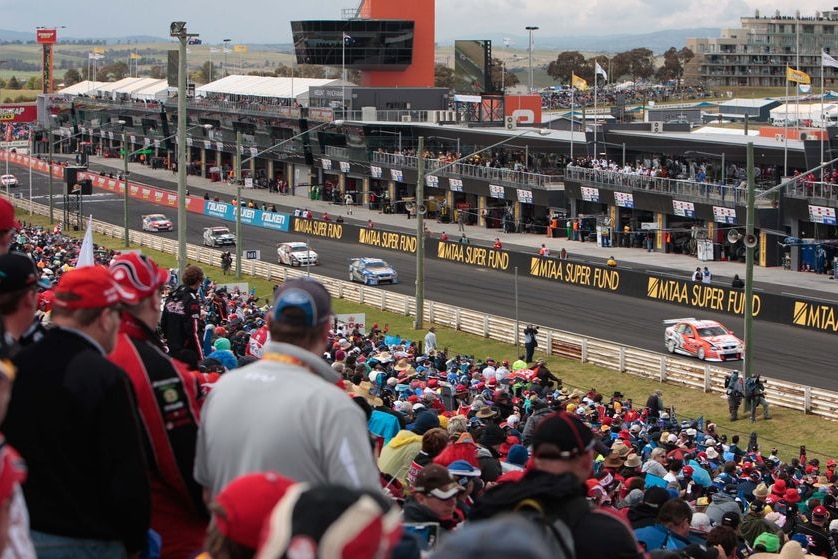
[0,194,834,559]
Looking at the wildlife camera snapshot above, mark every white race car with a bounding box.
[141,214,173,232]
[203,226,236,247]
[277,242,318,267]
[0,175,18,188]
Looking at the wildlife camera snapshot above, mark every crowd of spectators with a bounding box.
[0,194,835,559]
[539,84,715,111]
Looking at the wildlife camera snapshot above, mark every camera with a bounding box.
[524,325,538,335]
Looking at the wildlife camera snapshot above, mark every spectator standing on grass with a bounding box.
[425,326,437,354]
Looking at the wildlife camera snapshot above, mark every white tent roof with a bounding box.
[132,79,170,101]
[769,103,838,118]
[93,77,144,94]
[194,75,342,101]
[56,80,107,95]
[718,98,778,108]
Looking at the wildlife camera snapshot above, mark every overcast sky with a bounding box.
[5,0,830,44]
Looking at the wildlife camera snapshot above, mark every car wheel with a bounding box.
[666,339,676,353]
[697,347,706,360]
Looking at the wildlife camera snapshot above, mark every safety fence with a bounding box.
[15,195,838,421]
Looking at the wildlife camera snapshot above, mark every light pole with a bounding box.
[377,129,402,152]
[743,143,756,381]
[171,21,198,277]
[234,120,345,278]
[47,117,54,224]
[414,127,551,329]
[223,39,231,77]
[525,26,539,93]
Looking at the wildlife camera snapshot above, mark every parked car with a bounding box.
[141,213,173,232]
[349,257,398,285]
[203,226,236,247]
[663,318,744,361]
[0,175,18,188]
[277,242,318,267]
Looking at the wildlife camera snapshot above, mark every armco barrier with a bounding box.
[9,194,838,420]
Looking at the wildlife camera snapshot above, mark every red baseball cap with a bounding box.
[0,198,20,231]
[214,471,297,549]
[109,253,168,301]
[53,265,137,310]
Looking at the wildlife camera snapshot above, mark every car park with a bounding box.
[203,226,236,247]
[663,318,744,361]
[0,175,18,188]
[141,213,173,232]
[277,242,318,267]
[349,257,398,285]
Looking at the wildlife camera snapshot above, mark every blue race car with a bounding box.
[349,257,399,285]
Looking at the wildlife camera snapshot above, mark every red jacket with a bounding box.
[109,315,208,559]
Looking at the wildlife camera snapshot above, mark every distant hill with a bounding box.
[0,27,718,54]
[0,29,169,44]
[441,28,721,54]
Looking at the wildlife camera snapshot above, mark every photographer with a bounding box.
[523,324,538,362]
[745,374,770,422]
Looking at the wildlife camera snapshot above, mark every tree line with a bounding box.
[546,47,694,86]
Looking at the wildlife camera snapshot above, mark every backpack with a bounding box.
[744,377,757,398]
[513,496,590,559]
[693,271,702,281]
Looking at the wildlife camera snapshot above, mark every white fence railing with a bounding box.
[16,196,838,421]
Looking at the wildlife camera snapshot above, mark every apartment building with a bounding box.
[687,8,838,87]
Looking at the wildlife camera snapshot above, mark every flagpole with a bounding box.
[822,53,826,183]
[594,69,598,160]
[784,72,789,176]
[570,85,575,162]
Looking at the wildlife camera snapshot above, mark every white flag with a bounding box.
[823,50,838,69]
[76,215,95,268]
[595,61,608,80]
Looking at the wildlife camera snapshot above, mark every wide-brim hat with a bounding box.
[475,406,498,419]
[569,389,584,400]
[372,351,393,363]
[603,452,624,469]
[625,453,642,468]
[393,358,412,371]
[753,482,770,499]
[397,367,419,381]
[559,387,570,397]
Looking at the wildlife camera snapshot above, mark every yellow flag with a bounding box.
[130,53,141,60]
[93,47,105,54]
[786,67,811,84]
[571,73,588,90]
[233,44,248,54]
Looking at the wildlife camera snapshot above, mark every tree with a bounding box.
[611,48,655,83]
[546,51,586,84]
[488,57,520,91]
[24,76,42,90]
[194,60,218,84]
[99,61,128,81]
[655,46,695,87]
[63,69,82,86]
[148,65,165,79]
[434,63,454,89]
[6,76,20,90]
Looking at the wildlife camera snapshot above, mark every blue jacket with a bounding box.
[634,523,690,552]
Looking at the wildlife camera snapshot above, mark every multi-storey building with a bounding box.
[688,8,838,87]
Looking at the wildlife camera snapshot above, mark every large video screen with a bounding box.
[454,40,491,94]
[291,20,414,70]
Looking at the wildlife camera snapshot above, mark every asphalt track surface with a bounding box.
[14,167,838,392]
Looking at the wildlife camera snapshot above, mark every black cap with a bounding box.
[532,412,595,459]
[0,253,50,294]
